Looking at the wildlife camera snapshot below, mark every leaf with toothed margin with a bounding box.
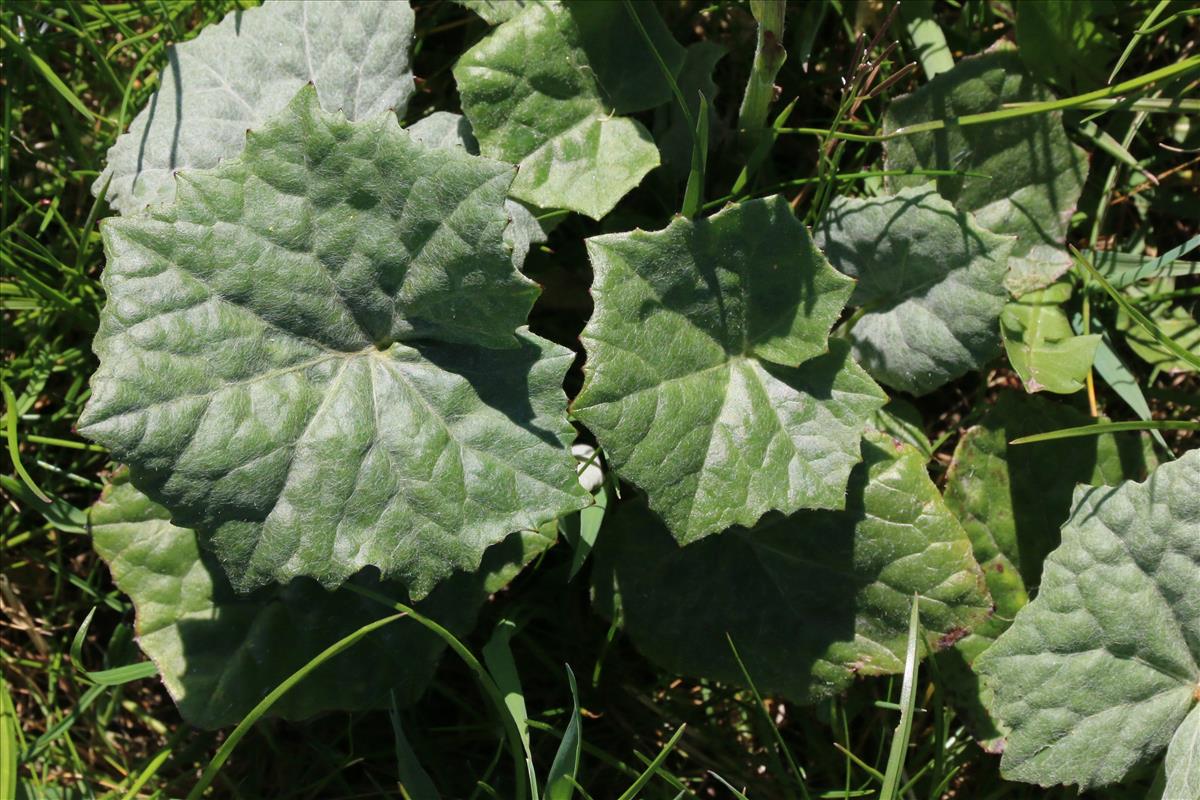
[883,50,1089,296]
[975,449,1200,791]
[816,185,1013,396]
[573,196,887,545]
[406,111,548,268]
[453,0,664,220]
[90,472,554,729]
[80,86,588,598]
[592,433,992,704]
[936,391,1157,750]
[96,0,416,215]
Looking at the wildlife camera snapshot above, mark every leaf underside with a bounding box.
[97,0,416,215]
[817,185,1013,395]
[90,473,551,729]
[80,87,586,598]
[976,449,1200,791]
[597,433,992,704]
[883,50,1089,296]
[453,0,663,219]
[573,196,886,544]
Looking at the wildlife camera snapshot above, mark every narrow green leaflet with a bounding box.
[816,185,1013,395]
[596,434,992,703]
[454,1,662,219]
[574,197,886,544]
[80,87,587,597]
[1001,282,1101,393]
[1115,278,1200,373]
[91,473,553,729]
[976,449,1200,791]
[883,50,1089,295]
[97,0,416,215]
[938,391,1156,746]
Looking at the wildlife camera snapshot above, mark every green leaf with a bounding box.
[883,51,1089,295]
[453,1,662,219]
[457,0,543,25]
[574,197,885,544]
[870,398,932,461]
[976,449,1200,790]
[596,434,992,703]
[816,185,1013,395]
[1115,278,1200,373]
[1001,283,1101,394]
[80,87,587,596]
[544,666,582,800]
[1166,705,1200,800]
[405,111,548,268]
[1015,0,1118,90]
[90,473,552,729]
[937,391,1157,745]
[97,0,416,215]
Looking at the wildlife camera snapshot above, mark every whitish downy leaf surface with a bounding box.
[596,434,992,703]
[816,185,1013,395]
[937,391,1156,746]
[91,473,552,729]
[1001,282,1101,394]
[97,0,415,215]
[453,1,664,219]
[883,50,1089,295]
[976,449,1200,791]
[573,197,886,544]
[457,0,543,25]
[80,87,587,597]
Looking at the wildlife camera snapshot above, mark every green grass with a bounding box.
[2,1,1196,798]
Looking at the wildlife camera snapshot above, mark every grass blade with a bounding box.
[544,666,583,800]
[70,608,159,686]
[483,619,539,798]
[681,93,710,218]
[879,596,921,800]
[0,25,96,122]
[390,694,440,800]
[726,634,807,797]
[614,724,687,800]
[1,671,18,799]
[184,612,408,800]
[1011,420,1200,445]
[2,380,50,503]
[1072,246,1200,371]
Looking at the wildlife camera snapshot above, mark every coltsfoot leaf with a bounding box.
[90,473,552,729]
[453,1,663,219]
[97,0,416,215]
[573,196,886,544]
[816,185,1014,395]
[883,50,1089,295]
[80,87,587,597]
[976,448,1200,791]
[596,433,992,703]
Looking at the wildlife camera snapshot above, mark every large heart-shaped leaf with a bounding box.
[91,473,552,729]
[1001,282,1101,393]
[937,391,1156,746]
[883,50,1089,296]
[80,87,587,597]
[97,0,416,215]
[816,185,1013,395]
[595,433,992,703]
[976,449,1200,791]
[453,1,663,219]
[573,196,886,544]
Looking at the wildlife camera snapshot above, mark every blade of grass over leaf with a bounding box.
[614,724,687,800]
[184,612,409,800]
[544,666,583,800]
[1010,420,1200,445]
[1073,246,1200,371]
[879,597,922,800]
[69,608,158,686]
[483,619,539,797]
